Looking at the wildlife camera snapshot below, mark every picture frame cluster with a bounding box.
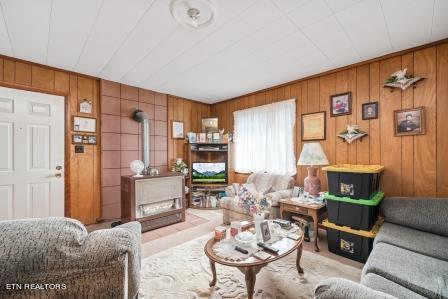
[301,91,426,141]
[72,134,97,145]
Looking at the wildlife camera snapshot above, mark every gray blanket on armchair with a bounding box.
[0,217,141,298]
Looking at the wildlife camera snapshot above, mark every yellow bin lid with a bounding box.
[322,218,384,238]
[322,164,384,173]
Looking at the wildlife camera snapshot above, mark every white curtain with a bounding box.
[233,99,296,175]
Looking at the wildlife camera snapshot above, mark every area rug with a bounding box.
[139,234,361,299]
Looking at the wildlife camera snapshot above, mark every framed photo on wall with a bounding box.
[73,116,96,133]
[72,134,83,144]
[362,102,379,120]
[79,99,92,114]
[394,107,426,136]
[201,117,219,133]
[301,111,326,141]
[87,135,97,144]
[330,92,352,116]
[172,120,184,139]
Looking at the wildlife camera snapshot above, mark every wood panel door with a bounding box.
[0,86,65,220]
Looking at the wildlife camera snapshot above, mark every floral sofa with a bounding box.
[220,172,294,224]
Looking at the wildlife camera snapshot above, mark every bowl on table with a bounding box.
[235,231,255,247]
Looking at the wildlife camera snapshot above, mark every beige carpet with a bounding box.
[139,233,361,299]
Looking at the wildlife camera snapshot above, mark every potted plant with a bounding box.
[172,158,188,176]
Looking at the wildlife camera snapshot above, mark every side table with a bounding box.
[279,199,327,252]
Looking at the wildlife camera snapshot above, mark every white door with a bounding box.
[0,86,65,220]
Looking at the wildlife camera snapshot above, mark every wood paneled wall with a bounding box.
[167,95,211,168]
[0,56,101,224]
[211,42,448,198]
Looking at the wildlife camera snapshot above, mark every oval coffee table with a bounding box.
[204,229,304,299]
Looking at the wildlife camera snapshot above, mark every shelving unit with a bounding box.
[187,143,229,209]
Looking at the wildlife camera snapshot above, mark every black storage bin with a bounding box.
[325,192,384,231]
[323,164,384,199]
[323,219,380,263]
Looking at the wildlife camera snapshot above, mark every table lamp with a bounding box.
[297,143,329,196]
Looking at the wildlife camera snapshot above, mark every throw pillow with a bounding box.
[232,183,241,194]
[242,183,258,195]
[225,185,236,197]
[263,186,275,195]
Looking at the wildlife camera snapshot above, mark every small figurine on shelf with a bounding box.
[172,158,188,176]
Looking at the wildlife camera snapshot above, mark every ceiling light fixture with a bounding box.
[170,0,215,29]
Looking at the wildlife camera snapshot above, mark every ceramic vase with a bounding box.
[209,196,217,208]
[304,166,321,196]
[253,213,265,240]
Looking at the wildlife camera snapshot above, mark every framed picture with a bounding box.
[201,117,218,133]
[87,135,97,145]
[362,102,379,120]
[330,92,352,116]
[79,99,92,114]
[187,132,196,143]
[72,134,83,144]
[301,111,326,141]
[73,116,96,133]
[394,107,426,136]
[260,221,271,242]
[172,121,184,139]
[212,132,220,142]
[206,133,213,143]
[292,186,304,197]
[198,133,206,143]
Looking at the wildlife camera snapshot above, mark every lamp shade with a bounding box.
[297,142,329,166]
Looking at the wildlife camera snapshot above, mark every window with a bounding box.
[233,99,296,175]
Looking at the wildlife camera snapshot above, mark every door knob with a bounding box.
[56,166,62,170]
[55,173,62,178]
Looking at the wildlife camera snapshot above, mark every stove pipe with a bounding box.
[132,110,150,175]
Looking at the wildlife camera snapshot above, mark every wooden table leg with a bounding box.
[244,267,256,299]
[313,213,320,252]
[296,242,304,274]
[209,259,217,287]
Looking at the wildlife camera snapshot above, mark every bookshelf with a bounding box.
[187,143,229,209]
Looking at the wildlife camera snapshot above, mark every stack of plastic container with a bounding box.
[321,164,385,263]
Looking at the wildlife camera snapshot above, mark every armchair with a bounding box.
[0,217,141,298]
[220,172,294,224]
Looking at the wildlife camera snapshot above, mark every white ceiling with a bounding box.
[0,0,447,103]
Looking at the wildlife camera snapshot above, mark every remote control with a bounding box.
[273,219,291,227]
[235,246,249,254]
[257,242,279,254]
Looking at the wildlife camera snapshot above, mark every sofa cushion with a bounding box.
[315,277,397,299]
[381,197,448,237]
[362,273,427,299]
[375,222,448,261]
[220,196,247,214]
[363,242,448,298]
[247,172,294,194]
